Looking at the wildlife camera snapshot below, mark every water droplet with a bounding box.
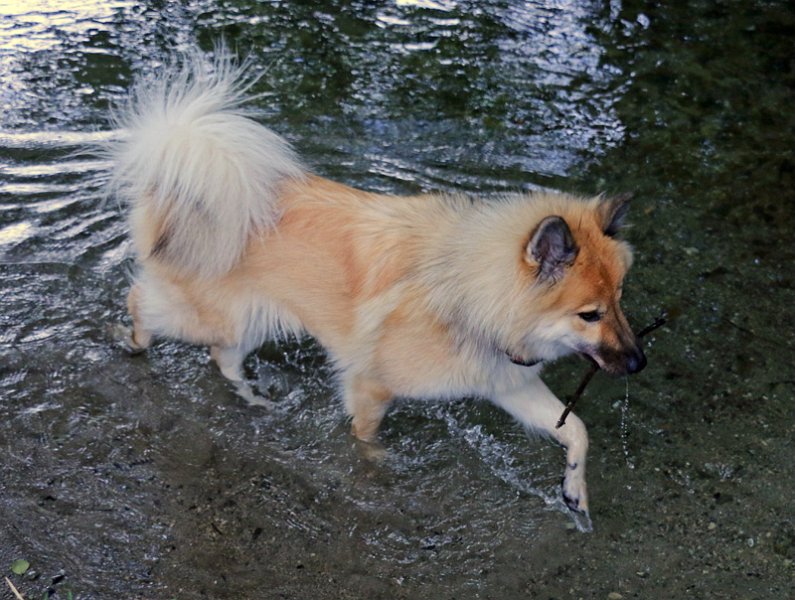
[620,377,635,469]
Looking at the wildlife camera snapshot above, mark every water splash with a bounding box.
[619,377,635,470]
[442,407,593,532]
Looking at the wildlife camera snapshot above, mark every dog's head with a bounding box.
[520,194,646,376]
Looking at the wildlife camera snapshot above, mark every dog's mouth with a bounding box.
[581,352,626,377]
[579,346,646,376]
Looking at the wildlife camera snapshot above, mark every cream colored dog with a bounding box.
[106,51,645,517]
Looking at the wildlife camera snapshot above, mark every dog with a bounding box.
[104,50,646,517]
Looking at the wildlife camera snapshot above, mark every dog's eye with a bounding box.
[578,311,602,323]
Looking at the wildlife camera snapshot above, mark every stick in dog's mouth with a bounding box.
[555,312,667,429]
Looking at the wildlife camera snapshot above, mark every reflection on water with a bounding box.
[0,0,624,184]
[0,1,134,51]
[1,1,793,598]
[0,220,33,244]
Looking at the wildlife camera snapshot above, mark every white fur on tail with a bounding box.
[105,48,304,278]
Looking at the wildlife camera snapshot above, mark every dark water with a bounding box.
[1,1,793,598]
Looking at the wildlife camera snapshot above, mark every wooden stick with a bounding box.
[636,313,668,339]
[555,362,598,429]
[555,312,667,429]
[5,577,25,600]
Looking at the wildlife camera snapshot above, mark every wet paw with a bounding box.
[109,323,147,355]
[233,381,276,409]
[562,473,589,516]
[353,436,388,463]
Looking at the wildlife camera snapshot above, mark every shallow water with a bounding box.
[1,1,793,598]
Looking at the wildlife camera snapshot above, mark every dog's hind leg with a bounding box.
[211,343,275,408]
[112,284,153,354]
[343,373,394,443]
[491,376,590,516]
[211,344,248,382]
[127,284,153,350]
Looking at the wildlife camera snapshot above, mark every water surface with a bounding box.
[1,1,793,598]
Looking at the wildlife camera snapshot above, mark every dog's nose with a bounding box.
[626,346,647,374]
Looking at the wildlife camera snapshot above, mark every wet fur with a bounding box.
[107,50,645,517]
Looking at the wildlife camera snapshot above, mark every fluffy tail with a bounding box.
[105,48,304,278]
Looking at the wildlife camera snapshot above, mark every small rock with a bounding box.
[708,522,717,530]
[608,593,623,600]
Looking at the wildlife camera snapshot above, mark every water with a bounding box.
[1,1,793,598]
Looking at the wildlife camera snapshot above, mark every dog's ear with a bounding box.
[526,216,579,283]
[598,193,632,237]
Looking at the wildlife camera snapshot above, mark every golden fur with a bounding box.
[107,50,646,517]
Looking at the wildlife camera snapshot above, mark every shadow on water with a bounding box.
[1,1,793,598]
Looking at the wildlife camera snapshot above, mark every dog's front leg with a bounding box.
[491,376,589,515]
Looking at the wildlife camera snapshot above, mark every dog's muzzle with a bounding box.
[625,345,647,374]
[590,339,647,376]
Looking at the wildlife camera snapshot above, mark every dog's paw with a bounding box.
[562,470,589,516]
[353,437,388,463]
[232,381,276,409]
[109,323,147,355]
